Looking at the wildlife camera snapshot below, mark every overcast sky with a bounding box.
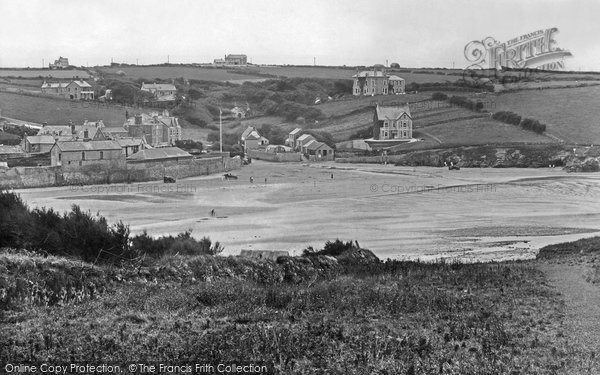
[0,0,598,70]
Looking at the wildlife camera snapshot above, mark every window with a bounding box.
[81,151,85,160]
[403,131,407,137]
[58,153,61,161]
[383,121,388,128]
[100,151,104,160]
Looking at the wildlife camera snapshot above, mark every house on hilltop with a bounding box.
[41,80,95,100]
[352,70,405,96]
[49,56,69,69]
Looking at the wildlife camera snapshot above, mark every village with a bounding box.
[0,59,430,189]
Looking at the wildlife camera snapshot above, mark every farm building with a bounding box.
[126,147,192,163]
[225,54,248,65]
[352,70,405,96]
[21,135,56,153]
[41,80,95,100]
[304,140,334,161]
[50,140,124,169]
[240,126,269,151]
[287,128,302,149]
[140,82,177,101]
[296,134,316,152]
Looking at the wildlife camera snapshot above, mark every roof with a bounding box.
[68,80,92,88]
[102,127,129,135]
[116,138,144,147]
[54,140,121,152]
[38,125,72,136]
[306,141,332,151]
[289,128,302,136]
[127,147,191,161]
[376,105,411,120]
[226,54,247,59]
[141,83,177,91]
[297,134,316,144]
[352,70,387,78]
[388,75,405,81]
[303,140,317,149]
[26,135,55,145]
[241,126,254,139]
[41,82,69,89]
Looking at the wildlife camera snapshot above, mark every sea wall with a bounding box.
[336,144,571,168]
[0,156,242,189]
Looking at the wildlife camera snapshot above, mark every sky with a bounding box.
[0,0,599,70]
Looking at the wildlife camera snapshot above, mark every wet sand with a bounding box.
[15,161,600,261]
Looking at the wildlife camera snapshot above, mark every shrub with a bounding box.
[431,92,447,101]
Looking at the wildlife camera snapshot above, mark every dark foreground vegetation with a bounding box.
[1,191,599,373]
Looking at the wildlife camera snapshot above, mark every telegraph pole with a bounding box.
[219,106,223,153]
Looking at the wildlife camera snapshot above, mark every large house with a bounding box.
[240,126,269,151]
[50,140,124,169]
[215,54,248,65]
[37,121,106,141]
[352,70,405,96]
[140,82,177,101]
[41,80,95,100]
[373,104,413,141]
[49,56,69,69]
[124,111,182,147]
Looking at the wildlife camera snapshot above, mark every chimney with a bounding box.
[135,114,142,125]
[69,120,75,134]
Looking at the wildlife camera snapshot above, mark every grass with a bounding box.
[0,91,131,126]
[537,236,600,260]
[0,248,576,373]
[98,66,265,82]
[491,85,600,144]
[0,69,91,78]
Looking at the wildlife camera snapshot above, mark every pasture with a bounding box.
[98,66,264,81]
[0,91,130,126]
[490,85,600,144]
[0,69,90,78]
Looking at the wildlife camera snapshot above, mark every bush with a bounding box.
[431,92,448,101]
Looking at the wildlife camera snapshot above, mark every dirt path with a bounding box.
[537,262,600,372]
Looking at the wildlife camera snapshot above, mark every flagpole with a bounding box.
[219,106,223,153]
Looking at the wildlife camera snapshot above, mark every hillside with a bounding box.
[490,85,600,144]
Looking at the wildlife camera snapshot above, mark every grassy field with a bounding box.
[97,65,464,84]
[0,246,582,374]
[0,69,90,78]
[0,91,134,126]
[98,66,265,81]
[490,85,600,144]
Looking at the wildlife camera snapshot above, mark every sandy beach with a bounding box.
[14,161,600,261]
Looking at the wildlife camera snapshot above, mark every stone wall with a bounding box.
[248,150,303,162]
[0,156,242,189]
